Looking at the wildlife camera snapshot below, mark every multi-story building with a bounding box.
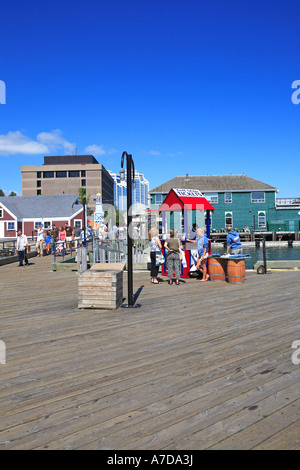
[149,174,300,233]
[21,155,114,211]
[109,170,150,211]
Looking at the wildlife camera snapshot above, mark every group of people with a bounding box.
[149,225,243,285]
[15,223,91,266]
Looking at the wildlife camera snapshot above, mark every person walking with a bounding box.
[196,227,210,281]
[148,227,162,284]
[165,229,182,285]
[16,229,27,266]
[226,226,243,254]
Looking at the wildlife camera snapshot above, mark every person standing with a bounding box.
[74,225,81,248]
[148,227,162,284]
[45,231,51,255]
[51,224,59,252]
[165,229,182,285]
[196,227,210,282]
[36,225,44,257]
[16,230,27,267]
[65,224,73,251]
[226,226,243,254]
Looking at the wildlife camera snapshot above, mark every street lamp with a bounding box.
[120,151,137,308]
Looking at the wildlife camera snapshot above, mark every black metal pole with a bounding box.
[262,235,267,273]
[127,153,134,306]
[83,201,86,247]
[121,151,136,308]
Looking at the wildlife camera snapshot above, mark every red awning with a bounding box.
[158,188,215,213]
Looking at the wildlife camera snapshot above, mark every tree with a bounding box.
[8,191,17,196]
[78,187,90,206]
[0,189,5,197]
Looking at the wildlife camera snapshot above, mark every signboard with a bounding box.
[94,212,103,224]
[173,188,203,198]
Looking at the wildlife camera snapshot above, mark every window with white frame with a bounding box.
[258,211,266,228]
[34,221,43,230]
[0,208,3,218]
[7,221,16,231]
[224,192,232,203]
[204,193,218,204]
[155,194,162,205]
[74,219,82,228]
[251,191,265,203]
[43,221,52,229]
[225,212,233,227]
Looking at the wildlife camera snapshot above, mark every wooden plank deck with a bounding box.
[0,256,299,450]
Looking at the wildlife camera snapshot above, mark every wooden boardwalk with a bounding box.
[0,256,299,450]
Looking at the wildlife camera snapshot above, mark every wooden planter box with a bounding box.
[78,264,124,310]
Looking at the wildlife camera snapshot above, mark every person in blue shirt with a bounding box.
[196,227,210,281]
[226,226,243,254]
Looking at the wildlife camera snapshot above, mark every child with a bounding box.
[45,232,51,255]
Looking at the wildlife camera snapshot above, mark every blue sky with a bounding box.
[0,0,299,196]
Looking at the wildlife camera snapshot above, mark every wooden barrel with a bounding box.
[227,259,246,283]
[208,257,227,281]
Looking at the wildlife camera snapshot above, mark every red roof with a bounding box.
[159,188,215,213]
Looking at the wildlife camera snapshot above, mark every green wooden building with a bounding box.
[149,174,300,233]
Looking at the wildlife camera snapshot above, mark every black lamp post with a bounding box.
[120,151,136,308]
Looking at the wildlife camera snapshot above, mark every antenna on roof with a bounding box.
[185,173,190,183]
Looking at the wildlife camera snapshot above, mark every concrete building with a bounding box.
[21,155,114,211]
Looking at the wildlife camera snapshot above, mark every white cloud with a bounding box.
[0,131,48,156]
[37,129,75,154]
[0,130,75,156]
[83,144,106,157]
[149,150,161,156]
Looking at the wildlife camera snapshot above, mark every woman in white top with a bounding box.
[148,227,162,284]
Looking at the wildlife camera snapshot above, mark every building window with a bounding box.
[0,209,3,218]
[224,192,232,203]
[43,171,54,178]
[225,212,233,227]
[258,211,266,228]
[204,193,218,204]
[37,180,41,187]
[37,189,42,195]
[74,219,82,228]
[37,172,41,178]
[56,171,67,178]
[34,221,43,230]
[251,191,265,203]
[155,194,162,205]
[44,221,52,229]
[81,179,86,187]
[7,221,16,231]
[81,170,86,177]
[69,171,80,178]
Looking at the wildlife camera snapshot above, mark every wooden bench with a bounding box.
[78,263,125,310]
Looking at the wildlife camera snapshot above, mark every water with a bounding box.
[243,246,300,269]
[210,245,300,269]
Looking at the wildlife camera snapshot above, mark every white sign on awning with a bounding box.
[173,188,203,198]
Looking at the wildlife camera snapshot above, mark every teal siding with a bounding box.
[150,190,300,232]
